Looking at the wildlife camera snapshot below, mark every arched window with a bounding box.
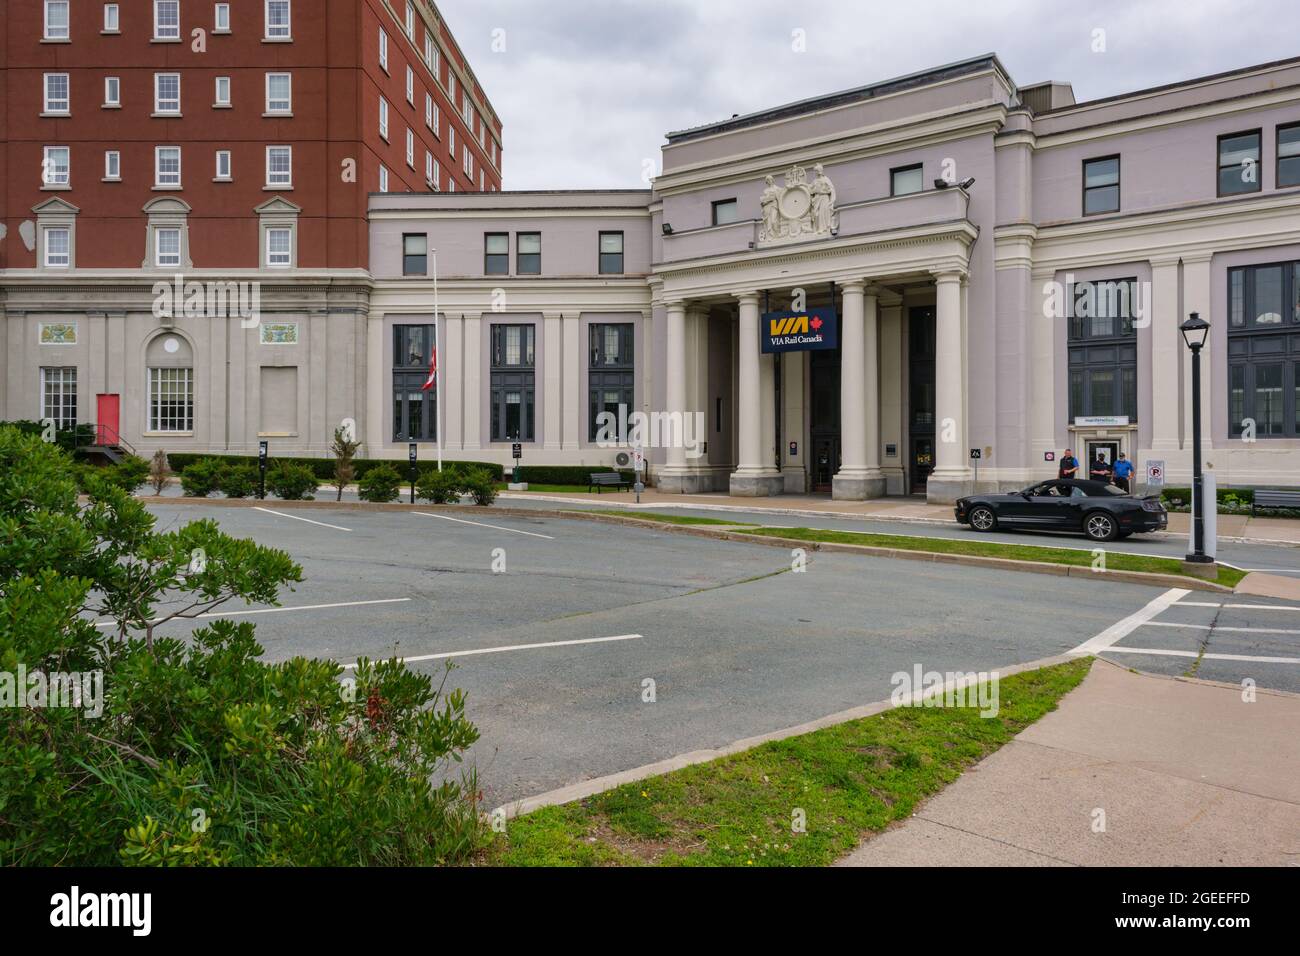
[145,333,194,432]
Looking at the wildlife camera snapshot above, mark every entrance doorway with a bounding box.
[907,306,936,493]
[809,345,840,492]
[1084,439,1120,480]
[96,394,121,443]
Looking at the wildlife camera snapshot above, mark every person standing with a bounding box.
[1112,452,1134,493]
[1058,449,1079,480]
[1090,452,1113,483]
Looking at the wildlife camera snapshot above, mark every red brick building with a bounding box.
[0,0,502,270]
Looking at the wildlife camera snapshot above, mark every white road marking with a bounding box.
[1141,621,1300,636]
[1176,601,1300,611]
[339,633,641,670]
[412,511,555,539]
[1237,568,1300,574]
[94,597,412,627]
[252,506,351,532]
[1100,646,1300,664]
[1068,587,1191,656]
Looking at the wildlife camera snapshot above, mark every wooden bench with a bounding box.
[1251,488,1300,516]
[588,472,632,493]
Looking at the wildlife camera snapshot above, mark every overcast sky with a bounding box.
[439,0,1300,190]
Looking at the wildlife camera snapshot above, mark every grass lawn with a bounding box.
[733,526,1248,588]
[495,483,600,494]
[586,510,757,527]
[488,658,1092,866]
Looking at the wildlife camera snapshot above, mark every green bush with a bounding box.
[218,463,259,499]
[166,453,505,483]
[417,468,463,504]
[266,461,318,501]
[514,465,635,486]
[102,454,151,494]
[460,468,498,506]
[180,458,223,497]
[358,464,402,503]
[0,425,488,866]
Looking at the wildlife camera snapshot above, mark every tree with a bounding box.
[330,426,361,502]
[148,449,169,495]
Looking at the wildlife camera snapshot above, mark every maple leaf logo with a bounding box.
[810,316,823,331]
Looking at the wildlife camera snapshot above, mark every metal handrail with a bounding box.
[92,423,137,456]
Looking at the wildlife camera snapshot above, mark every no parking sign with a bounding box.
[1146,460,1165,487]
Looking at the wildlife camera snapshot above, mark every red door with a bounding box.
[96,394,120,445]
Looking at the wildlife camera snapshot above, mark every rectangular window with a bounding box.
[215,149,231,179]
[425,93,434,129]
[405,1,414,38]
[105,150,121,180]
[516,233,541,275]
[425,150,433,185]
[104,4,120,32]
[265,145,291,186]
[266,72,291,112]
[155,227,181,267]
[463,145,472,177]
[1226,259,1300,438]
[104,76,121,107]
[599,231,624,274]
[712,199,739,226]
[425,32,435,69]
[890,163,924,197]
[449,125,455,157]
[402,233,427,276]
[42,146,70,186]
[265,0,290,38]
[45,1,70,39]
[432,157,441,191]
[154,1,180,39]
[214,76,231,106]
[490,325,536,442]
[214,3,230,31]
[379,27,388,70]
[406,66,414,104]
[155,146,181,186]
[462,93,473,126]
[379,96,389,138]
[149,367,194,432]
[1083,155,1120,214]
[406,128,414,167]
[155,73,181,113]
[44,227,71,268]
[379,165,389,193]
[393,325,437,442]
[1218,130,1261,196]
[44,73,70,113]
[1067,278,1138,421]
[448,72,455,101]
[1279,123,1300,189]
[484,233,509,274]
[266,227,291,267]
[589,323,634,441]
[41,367,77,429]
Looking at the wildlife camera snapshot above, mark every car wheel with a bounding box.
[1084,511,1118,542]
[968,506,997,532]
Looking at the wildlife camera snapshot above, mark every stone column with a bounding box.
[658,300,698,493]
[928,270,970,501]
[562,312,581,451]
[833,280,867,498]
[542,311,562,450]
[462,313,481,451]
[878,293,905,494]
[1149,258,1181,454]
[365,311,384,456]
[730,291,782,496]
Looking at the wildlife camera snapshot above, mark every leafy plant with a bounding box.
[358,463,402,503]
[103,454,151,494]
[148,449,170,495]
[330,427,361,502]
[460,468,498,507]
[180,458,223,498]
[417,468,463,504]
[266,461,317,501]
[218,463,259,499]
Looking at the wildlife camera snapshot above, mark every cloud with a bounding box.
[440,0,1300,189]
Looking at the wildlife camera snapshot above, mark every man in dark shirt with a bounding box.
[1112,453,1134,492]
[1058,449,1079,480]
[1090,453,1113,483]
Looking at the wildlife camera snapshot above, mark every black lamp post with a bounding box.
[1180,312,1212,564]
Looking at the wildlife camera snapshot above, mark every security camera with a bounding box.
[958,176,976,189]
[662,223,674,236]
[933,178,950,189]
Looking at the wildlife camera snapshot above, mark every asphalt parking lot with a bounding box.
[140,501,1300,806]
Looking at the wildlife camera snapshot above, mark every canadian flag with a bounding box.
[421,346,437,391]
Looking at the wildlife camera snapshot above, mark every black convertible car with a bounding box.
[955,479,1167,541]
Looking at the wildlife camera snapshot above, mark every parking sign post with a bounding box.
[258,440,268,500]
[408,443,418,504]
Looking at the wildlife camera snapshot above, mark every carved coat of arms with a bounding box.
[758,163,838,246]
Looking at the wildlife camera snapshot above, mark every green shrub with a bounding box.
[417,468,463,504]
[514,465,635,486]
[0,424,488,866]
[460,468,498,506]
[218,463,259,499]
[266,461,317,501]
[104,454,151,494]
[329,427,361,502]
[358,464,402,503]
[180,458,223,497]
[166,453,505,483]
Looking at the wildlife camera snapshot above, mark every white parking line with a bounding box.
[252,506,351,532]
[1176,601,1300,611]
[94,597,412,627]
[1100,646,1300,664]
[1068,587,1190,656]
[339,633,640,669]
[413,511,555,539]
[1141,621,1300,636]
[1237,568,1300,574]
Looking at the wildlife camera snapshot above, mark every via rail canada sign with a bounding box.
[761,308,838,353]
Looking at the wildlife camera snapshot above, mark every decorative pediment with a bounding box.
[31,196,81,216]
[142,196,192,215]
[757,164,838,247]
[254,196,302,216]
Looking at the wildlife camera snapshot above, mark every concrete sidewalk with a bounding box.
[836,660,1300,866]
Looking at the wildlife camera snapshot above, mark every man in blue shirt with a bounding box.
[1112,452,1135,492]
[1058,449,1079,480]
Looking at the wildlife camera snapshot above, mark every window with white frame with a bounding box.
[463,145,471,178]
[105,150,121,180]
[432,157,441,191]
[406,66,414,104]
[149,367,193,432]
[406,128,414,167]
[44,227,71,268]
[265,145,291,186]
[154,0,180,40]
[405,2,414,39]
[103,3,120,32]
[215,149,231,180]
[449,125,454,157]
[379,96,389,139]
[214,2,230,31]
[425,32,435,69]
[266,72,291,112]
[425,93,433,129]
[104,76,121,107]
[448,179,454,193]
[379,165,389,193]
[44,73,69,113]
[214,76,231,106]
[448,72,455,100]
[44,1,70,40]
[265,0,290,38]
[478,122,485,149]
[265,227,291,267]
[431,99,440,136]
[425,150,433,185]
[155,73,181,114]
[42,146,70,187]
[479,169,484,191]
[155,227,182,267]
[42,367,78,429]
[379,28,388,70]
[462,92,472,126]
[155,146,181,187]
